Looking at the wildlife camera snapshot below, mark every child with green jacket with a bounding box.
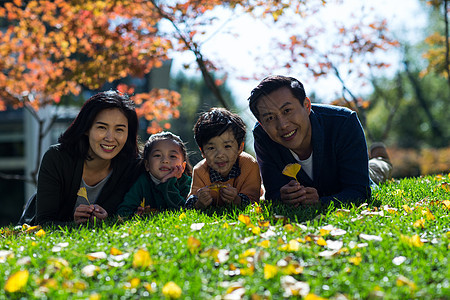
[118,132,192,216]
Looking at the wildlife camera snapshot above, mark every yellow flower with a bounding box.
[132,249,152,268]
[187,236,201,253]
[35,229,46,237]
[316,237,327,246]
[251,226,261,235]
[257,240,271,248]
[282,163,302,180]
[238,214,252,227]
[110,247,123,256]
[162,281,182,299]
[264,264,278,279]
[4,270,29,293]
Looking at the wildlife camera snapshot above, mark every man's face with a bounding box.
[201,129,244,178]
[256,87,313,159]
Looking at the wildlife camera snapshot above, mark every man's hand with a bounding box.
[220,184,239,205]
[280,180,319,207]
[195,187,213,209]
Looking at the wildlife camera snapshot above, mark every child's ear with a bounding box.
[181,161,187,172]
[144,160,151,172]
[238,142,244,153]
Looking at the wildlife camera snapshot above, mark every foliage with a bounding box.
[0,0,180,133]
[166,72,236,166]
[420,0,450,84]
[388,147,450,178]
[1,174,449,298]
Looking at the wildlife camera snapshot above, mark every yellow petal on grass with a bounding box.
[178,212,186,221]
[140,198,145,208]
[25,225,42,233]
[402,205,412,213]
[282,163,302,180]
[422,208,435,220]
[396,275,417,291]
[4,270,29,293]
[162,281,182,299]
[257,240,271,248]
[413,219,425,228]
[264,264,278,279]
[442,200,450,210]
[132,249,152,268]
[35,229,46,237]
[441,182,450,192]
[305,294,327,300]
[316,237,327,246]
[238,214,252,227]
[349,252,362,265]
[128,278,140,289]
[187,236,201,253]
[241,248,256,258]
[284,224,295,232]
[89,293,101,300]
[251,226,261,235]
[110,247,123,256]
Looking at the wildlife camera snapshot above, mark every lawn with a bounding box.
[1,174,449,299]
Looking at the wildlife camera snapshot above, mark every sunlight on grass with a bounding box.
[1,174,449,298]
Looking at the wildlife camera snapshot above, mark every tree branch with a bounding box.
[444,0,450,86]
[150,0,229,109]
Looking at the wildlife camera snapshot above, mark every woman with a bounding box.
[34,91,143,225]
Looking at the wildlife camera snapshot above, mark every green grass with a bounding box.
[1,174,449,299]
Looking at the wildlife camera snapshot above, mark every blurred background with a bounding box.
[1,0,449,226]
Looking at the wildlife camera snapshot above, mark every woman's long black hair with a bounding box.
[58,90,139,161]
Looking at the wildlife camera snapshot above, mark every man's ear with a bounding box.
[199,147,204,158]
[304,97,312,114]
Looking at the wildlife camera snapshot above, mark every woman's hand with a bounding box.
[74,204,108,224]
[74,204,94,224]
[90,204,108,224]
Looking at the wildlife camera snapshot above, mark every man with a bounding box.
[248,75,392,207]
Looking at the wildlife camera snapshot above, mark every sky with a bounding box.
[169,0,429,124]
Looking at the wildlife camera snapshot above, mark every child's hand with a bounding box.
[195,187,213,209]
[160,165,184,183]
[136,205,151,215]
[220,184,239,205]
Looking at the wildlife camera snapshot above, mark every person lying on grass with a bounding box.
[20,91,144,226]
[248,75,392,208]
[117,132,192,217]
[186,108,262,210]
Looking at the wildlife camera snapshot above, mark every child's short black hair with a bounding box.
[193,107,246,150]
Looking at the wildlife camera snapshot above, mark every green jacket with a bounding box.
[117,172,192,216]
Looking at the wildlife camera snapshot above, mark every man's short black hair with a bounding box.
[248,75,307,120]
[193,107,246,150]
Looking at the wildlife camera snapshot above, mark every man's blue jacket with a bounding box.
[253,104,371,206]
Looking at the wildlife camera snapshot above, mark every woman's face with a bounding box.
[86,108,128,161]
